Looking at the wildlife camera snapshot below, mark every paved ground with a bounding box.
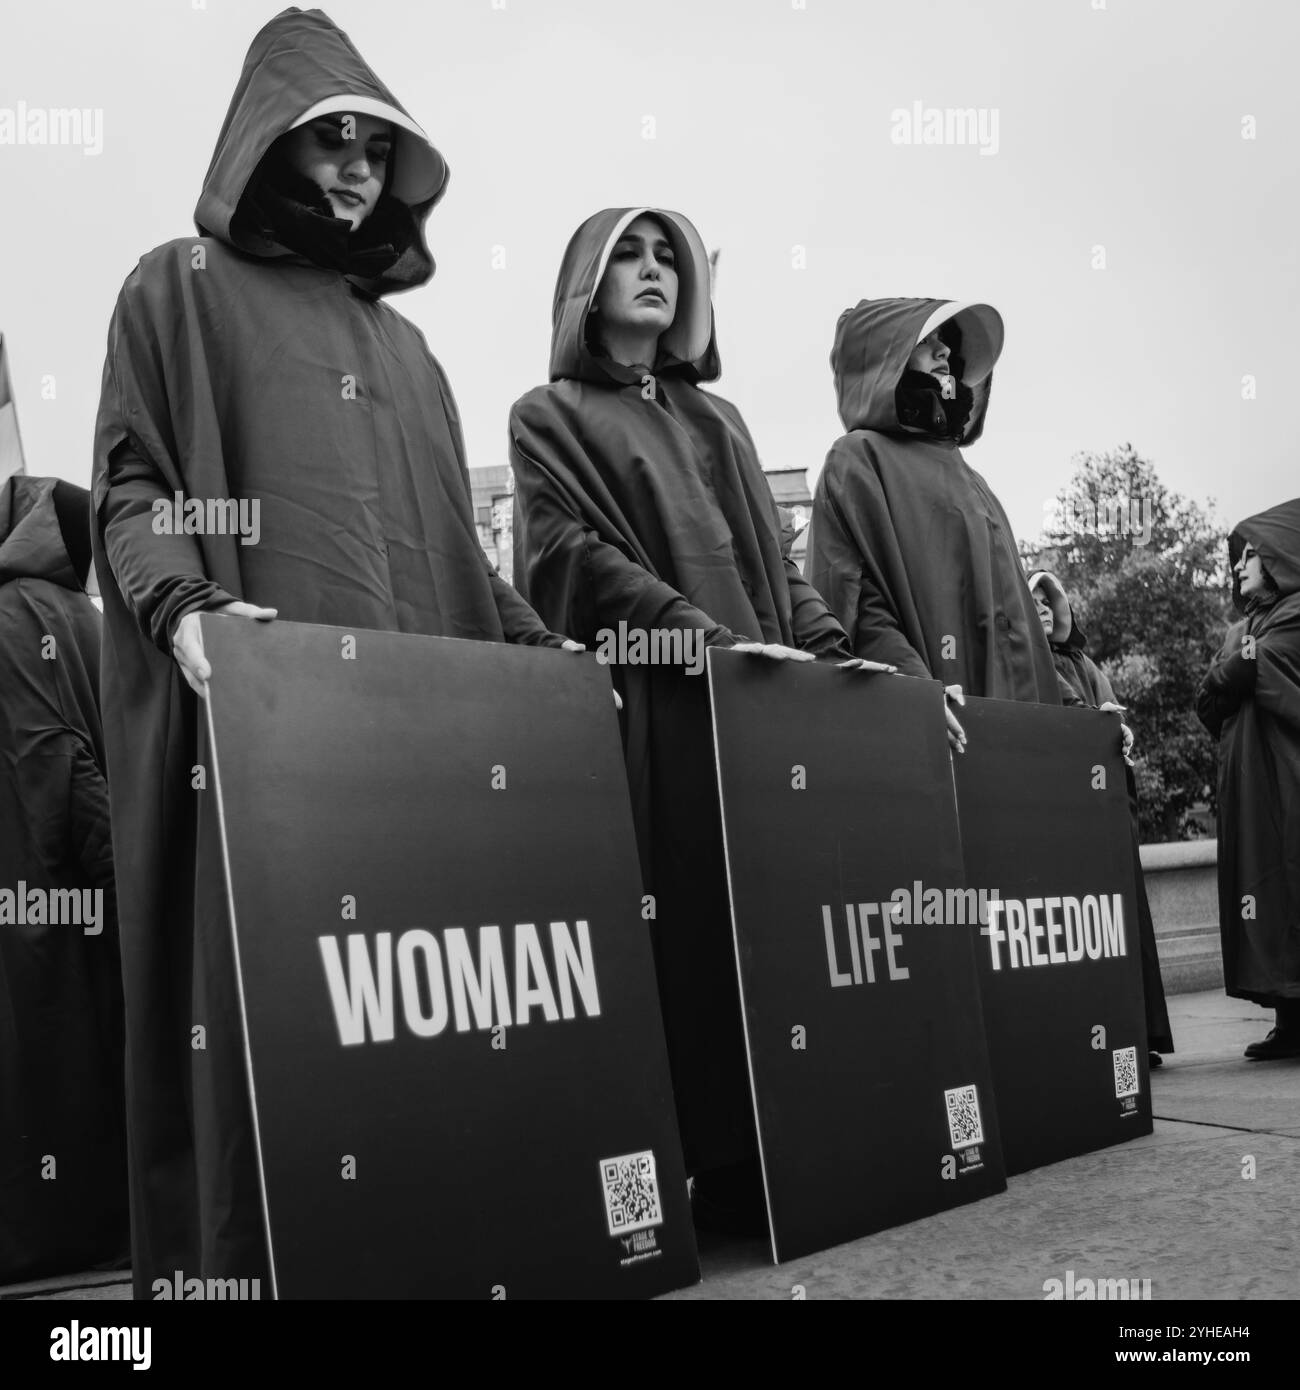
[4,989,1296,1302]
[669,990,1300,1301]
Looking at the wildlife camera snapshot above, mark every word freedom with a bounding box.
[983,893,1126,970]
[594,621,704,675]
[319,921,601,1045]
[0,883,103,935]
[151,491,261,546]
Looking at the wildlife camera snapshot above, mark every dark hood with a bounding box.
[1230,497,1300,613]
[831,297,1003,444]
[194,7,450,297]
[548,207,719,385]
[0,475,92,592]
[1028,569,1087,650]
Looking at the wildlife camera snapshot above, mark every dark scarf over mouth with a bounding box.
[232,154,418,282]
[894,363,976,441]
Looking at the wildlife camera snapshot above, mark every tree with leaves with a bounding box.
[1023,444,1231,841]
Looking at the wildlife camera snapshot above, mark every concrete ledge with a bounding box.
[1139,838,1222,995]
[1154,930,1224,995]
[1140,838,1216,871]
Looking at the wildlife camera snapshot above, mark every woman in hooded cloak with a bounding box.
[1197,499,1300,1060]
[509,208,903,1216]
[92,8,573,1293]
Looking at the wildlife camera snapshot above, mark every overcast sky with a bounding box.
[2,0,1295,542]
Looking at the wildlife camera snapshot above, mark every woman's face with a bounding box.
[1033,588,1055,637]
[1236,542,1266,598]
[279,113,393,228]
[907,328,952,379]
[592,215,679,337]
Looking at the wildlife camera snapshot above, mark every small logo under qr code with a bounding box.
[599,1151,663,1237]
[1113,1046,1140,1099]
[944,1084,985,1150]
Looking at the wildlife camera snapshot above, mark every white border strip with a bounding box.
[201,626,280,1301]
[289,94,431,143]
[706,648,780,1266]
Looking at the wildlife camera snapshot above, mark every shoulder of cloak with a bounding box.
[961,457,1016,516]
[689,384,746,430]
[0,578,99,677]
[819,431,892,498]
[0,579,48,645]
[99,239,236,416]
[509,381,591,440]
[396,309,438,357]
[1078,651,1111,703]
[512,379,569,415]
[1255,592,1300,639]
[118,237,253,307]
[118,237,429,340]
[1050,648,1085,687]
[1221,617,1249,651]
[683,387,772,485]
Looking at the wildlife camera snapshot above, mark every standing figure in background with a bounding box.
[1031,569,1174,1065]
[1196,500,1300,1060]
[0,476,127,1281]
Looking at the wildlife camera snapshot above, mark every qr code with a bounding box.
[1113,1046,1140,1099]
[599,1151,663,1237]
[944,1084,985,1150]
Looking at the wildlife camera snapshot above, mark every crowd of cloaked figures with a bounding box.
[2,8,1297,1295]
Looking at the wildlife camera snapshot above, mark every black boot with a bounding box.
[1244,1003,1300,1060]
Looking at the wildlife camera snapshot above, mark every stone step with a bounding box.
[1137,839,1222,996]
[1152,925,1222,995]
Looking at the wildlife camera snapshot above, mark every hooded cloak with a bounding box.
[806,298,1061,703]
[1029,570,1117,708]
[509,208,852,1171]
[1196,498,1300,1007]
[0,476,128,1280]
[512,207,848,659]
[91,7,562,1296]
[1028,569,1173,1051]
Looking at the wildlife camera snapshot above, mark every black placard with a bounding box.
[953,697,1153,1174]
[198,616,698,1298]
[708,654,1007,1263]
